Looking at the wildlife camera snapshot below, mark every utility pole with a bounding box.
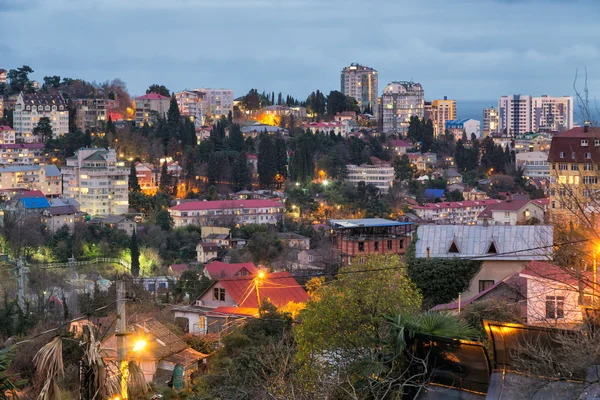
[16,256,28,310]
[116,278,128,399]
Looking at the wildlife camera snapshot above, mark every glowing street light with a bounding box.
[132,339,147,353]
[323,179,329,186]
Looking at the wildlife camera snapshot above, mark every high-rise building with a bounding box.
[198,88,234,121]
[13,92,69,143]
[381,81,424,135]
[498,95,533,136]
[340,63,378,118]
[61,148,129,216]
[176,90,205,127]
[483,107,499,137]
[73,98,118,131]
[532,95,573,133]
[134,93,171,127]
[431,97,457,137]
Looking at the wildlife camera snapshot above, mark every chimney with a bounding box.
[584,124,590,133]
[426,247,430,260]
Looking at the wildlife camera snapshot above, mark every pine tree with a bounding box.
[208,153,219,186]
[229,124,245,152]
[32,117,54,143]
[274,137,288,179]
[129,162,141,192]
[130,229,140,277]
[231,152,251,191]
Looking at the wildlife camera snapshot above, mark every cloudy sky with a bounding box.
[1,0,599,103]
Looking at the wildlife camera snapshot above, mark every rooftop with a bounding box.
[329,218,412,229]
[136,92,170,100]
[170,199,284,212]
[204,261,257,279]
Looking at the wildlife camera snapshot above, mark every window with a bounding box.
[560,152,566,158]
[504,212,511,217]
[545,296,565,319]
[399,239,404,249]
[358,242,365,252]
[572,152,576,159]
[479,280,494,292]
[374,241,379,251]
[213,287,226,301]
[387,240,393,250]
[571,164,579,171]
[558,163,568,170]
[596,140,600,147]
[586,153,592,159]
[582,140,589,147]
[448,240,460,254]
[585,163,594,171]
[148,283,156,292]
[584,176,598,184]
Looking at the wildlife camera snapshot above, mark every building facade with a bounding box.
[134,93,171,126]
[73,98,117,131]
[175,90,204,127]
[483,107,499,137]
[198,88,234,120]
[346,164,394,193]
[516,151,550,179]
[61,148,129,216]
[532,95,573,133]
[431,97,457,137]
[340,63,378,118]
[381,81,424,135]
[412,199,505,225]
[445,119,481,140]
[0,143,46,165]
[0,126,15,144]
[0,165,62,196]
[13,92,69,143]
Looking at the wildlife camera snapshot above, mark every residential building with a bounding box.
[0,69,6,84]
[340,63,378,118]
[196,242,218,263]
[491,132,513,150]
[423,101,432,121]
[198,88,234,120]
[168,263,190,278]
[0,126,15,144]
[516,151,550,179]
[61,148,129,216]
[15,196,51,216]
[415,224,553,299]
[346,163,394,193]
[513,132,552,154]
[406,153,437,171]
[0,143,46,165]
[476,199,546,225]
[412,199,505,225]
[240,124,288,139]
[498,95,533,136]
[483,107,499,137]
[547,126,600,223]
[304,121,349,137]
[532,95,573,133]
[73,98,117,131]
[168,199,285,228]
[445,169,462,185]
[386,139,413,155]
[41,205,85,233]
[445,119,481,140]
[381,81,424,135]
[89,215,137,235]
[329,218,414,266]
[13,92,69,142]
[134,93,170,126]
[0,164,62,196]
[176,90,204,127]
[275,232,311,250]
[431,97,457,137]
[203,261,257,280]
[134,162,157,192]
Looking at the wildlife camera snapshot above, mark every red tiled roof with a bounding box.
[199,243,218,251]
[548,127,600,163]
[170,199,284,211]
[520,260,591,288]
[216,272,309,308]
[388,139,411,147]
[533,198,550,206]
[477,199,538,219]
[136,93,170,100]
[0,126,14,132]
[204,261,257,279]
[0,143,45,149]
[208,306,258,317]
[247,154,258,160]
[413,199,502,210]
[306,122,342,128]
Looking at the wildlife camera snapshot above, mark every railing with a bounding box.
[33,257,131,270]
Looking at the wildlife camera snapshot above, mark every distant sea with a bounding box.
[455,99,496,122]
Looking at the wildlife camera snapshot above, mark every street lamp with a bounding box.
[255,270,266,308]
[120,336,147,400]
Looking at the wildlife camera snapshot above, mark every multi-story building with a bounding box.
[73,98,118,131]
[176,90,204,127]
[0,126,15,144]
[431,97,457,137]
[423,101,432,122]
[516,151,550,179]
[329,218,414,266]
[407,152,437,171]
[532,95,573,133]
[513,133,552,154]
[483,107,499,137]
[547,126,600,223]
[346,163,394,193]
[445,119,481,140]
[304,121,349,137]
[0,143,46,165]
[168,199,285,228]
[134,162,157,193]
[134,93,171,126]
[0,69,6,85]
[498,95,533,136]
[0,164,62,196]
[381,81,424,135]
[61,148,129,216]
[412,199,506,225]
[340,63,378,119]
[13,92,69,143]
[198,88,234,120]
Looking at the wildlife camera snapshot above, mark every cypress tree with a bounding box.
[159,161,170,193]
[129,162,141,192]
[130,229,140,277]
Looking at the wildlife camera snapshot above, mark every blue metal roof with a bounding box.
[329,218,413,228]
[20,197,50,209]
[424,189,445,200]
[445,119,474,128]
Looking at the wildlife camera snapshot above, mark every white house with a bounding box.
[346,163,394,193]
[516,151,550,179]
[445,119,481,140]
[476,199,546,225]
[196,243,218,263]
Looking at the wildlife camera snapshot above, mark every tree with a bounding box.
[32,117,54,143]
[130,229,140,277]
[228,123,245,152]
[393,154,415,183]
[159,161,170,193]
[146,84,170,97]
[173,271,212,303]
[7,65,33,94]
[326,90,360,116]
[257,132,277,187]
[242,89,261,111]
[155,209,174,231]
[231,152,251,191]
[247,231,283,265]
[167,93,181,136]
[129,162,141,193]
[42,75,61,92]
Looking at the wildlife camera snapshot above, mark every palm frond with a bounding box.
[33,337,64,400]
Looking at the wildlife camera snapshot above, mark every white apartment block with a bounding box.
[13,92,69,143]
[0,143,46,165]
[176,90,204,127]
[61,148,129,216]
[431,97,456,137]
[498,95,573,136]
[412,199,505,225]
[0,126,15,144]
[134,93,171,126]
[516,151,550,179]
[340,63,378,118]
[483,107,499,137]
[382,81,424,135]
[198,88,234,120]
[0,164,62,196]
[346,164,394,193]
[445,119,481,140]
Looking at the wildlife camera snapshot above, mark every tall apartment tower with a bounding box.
[341,63,378,119]
[61,148,129,216]
[498,95,533,136]
[483,107,499,137]
[381,81,424,135]
[431,97,457,137]
[532,95,573,133]
[198,88,234,121]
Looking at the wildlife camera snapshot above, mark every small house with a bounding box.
[196,242,218,263]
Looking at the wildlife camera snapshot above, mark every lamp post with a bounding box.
[255,270,266,308]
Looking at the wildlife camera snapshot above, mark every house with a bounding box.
[15,196,50,216]
[169,264,191,278]
[462,187,489,201]
[102,318,208,387]
[276,232,311,250]
[134,276,172,293]
[386,139,413,155]
[329,218,414,266]
[135,162,157,192]
[287,249,327,271]
[89,215,137,235]
[173,272,308,335]
[415,225,553,299]
[445,169,463,185]
[196,243,218,263]
[201,226,231,247]
[203,261,257,280]
[41,205,85,233]
[476,199,546,225]
[412,199,504,225]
